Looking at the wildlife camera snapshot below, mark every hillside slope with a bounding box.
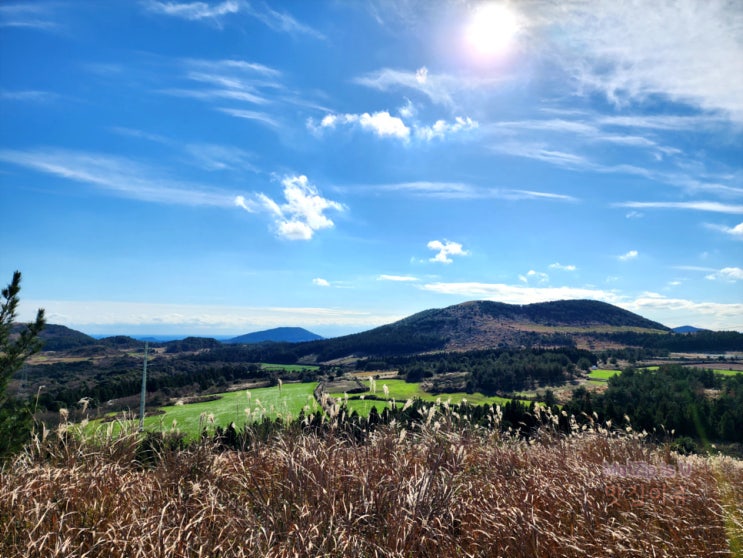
[291,299,671,360]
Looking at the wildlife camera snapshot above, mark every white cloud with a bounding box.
[354,66,505,107]
[235,175,344,240]
[625,210,644,219]
[519,270,550,284]
[144,1,240,21]
[19,299,402,333]
[245,3,325,39]
[0,148,234,206]
[617,201,743,214]
[706,221,743,240]
[0,2,59,30]
[549,263,576,271]
[313,112,479,143]
[0,90,58,102]
[314,111,410,140]
[342,181,577,202]
[313,278,331,287]
[415,116,478,141]
[217,108,279,128]
[546,0,743,124]
[427,240,468,264]
[618,250,639,261]
[705,267,743,282]
[378,274,419,282]
[359,111,410,139]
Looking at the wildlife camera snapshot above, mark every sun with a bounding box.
[464,3,520,58]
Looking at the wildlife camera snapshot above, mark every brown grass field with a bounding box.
[1,418,741,557]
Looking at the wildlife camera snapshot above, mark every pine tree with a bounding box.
[0,271,46,458]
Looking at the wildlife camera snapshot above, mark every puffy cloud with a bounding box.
[427,240,468,264]
[358,111,410,139]
[705,267,743,282]
[235,175,344,240]
[618,250,638,261]
[706,222,743,240]
[311,111,477,142]
[415,116,478,141]
[314,111,410,140]
[313,278,331,287]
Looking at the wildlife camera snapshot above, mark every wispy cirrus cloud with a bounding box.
[354,66,504,108]
[143,0,324,38]
[546,0,743,124]
[337,181,577,202]
[0,148,234,207]
[143,0,239,22]
[0,89,59,102]
[617,201,743,214]
[0,2,60,30]
[217,108,280,128]
[235,175,344,240]
[378,274,419,282]
[245,2,325,39]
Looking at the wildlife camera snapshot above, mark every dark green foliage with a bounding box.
[1,271,46,460]
[164,336,221,353]
[29,324,95,352]
[598,330,743,352]
[565,365,743,444]
[392,347,595,395]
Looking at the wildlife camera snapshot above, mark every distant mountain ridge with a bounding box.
[225,327,324,344]
[22,299,676,357]
[672,325,709,334]
[266,299,674,361]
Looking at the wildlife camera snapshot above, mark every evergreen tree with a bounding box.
[0,271,46,458]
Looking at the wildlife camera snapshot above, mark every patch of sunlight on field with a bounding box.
[90,382,320,439]
[587,369,622,381]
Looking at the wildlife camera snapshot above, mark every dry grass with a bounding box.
[1,417,741,557]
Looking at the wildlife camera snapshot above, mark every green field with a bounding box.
[95,382,320,439]
[709,368,742,376]
[260,363,320,372]
[327,379,515,417]
[587,369,622,381]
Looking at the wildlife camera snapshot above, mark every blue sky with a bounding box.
[1,0,742,337]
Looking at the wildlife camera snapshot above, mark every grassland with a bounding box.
[3,422,740,557]
[260,363,320,372]
[587,369,622,382]
[101,383,320,439]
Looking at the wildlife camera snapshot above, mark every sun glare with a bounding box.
[465,3,520,58]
